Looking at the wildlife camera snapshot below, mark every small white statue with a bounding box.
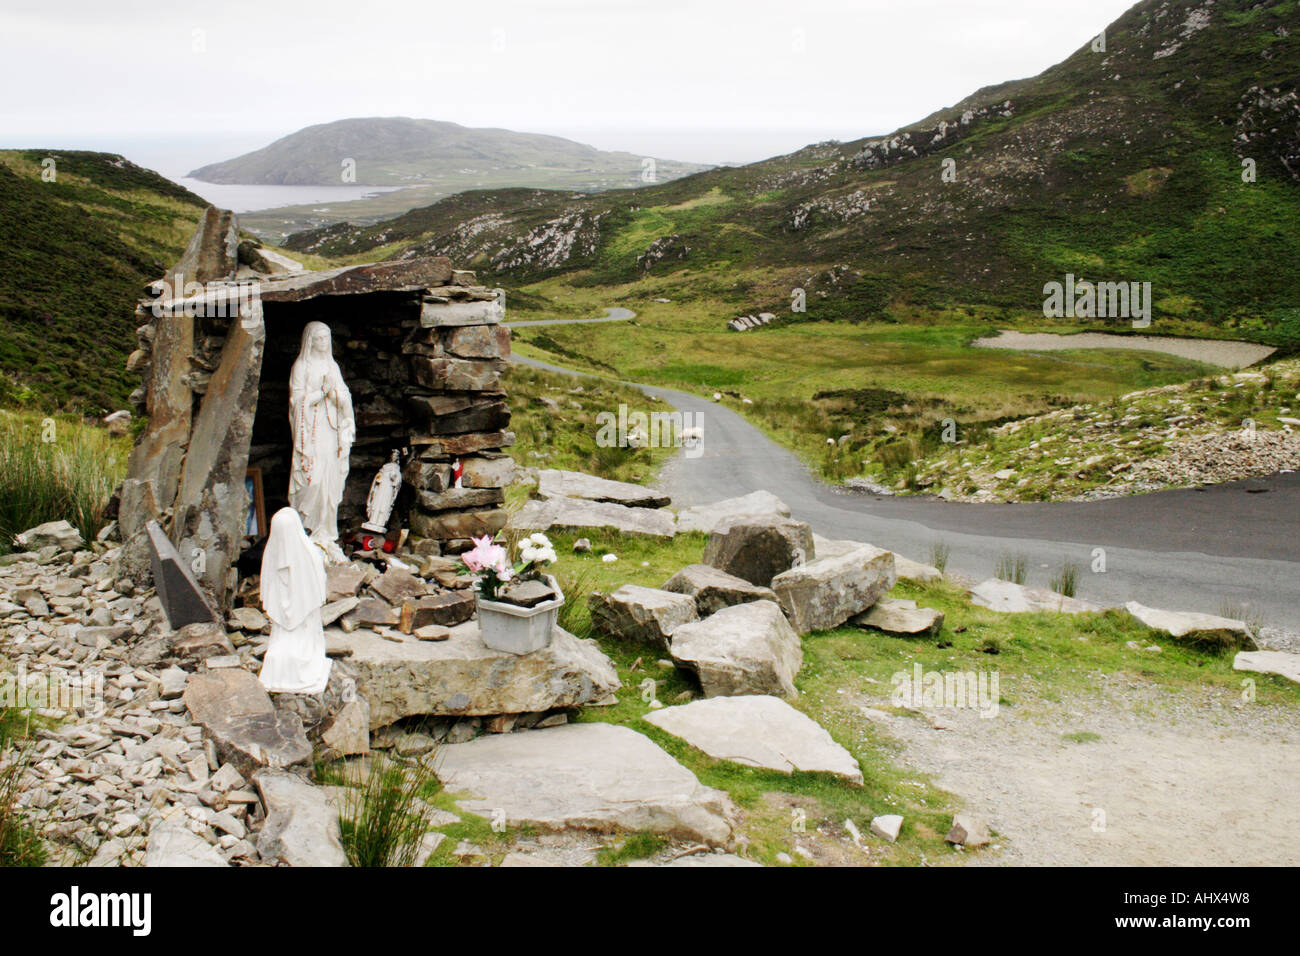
[363,450,403,533]
[258,507,332,695]
[289,321,355,564]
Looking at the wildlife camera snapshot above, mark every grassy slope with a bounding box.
[288,0,1300,347]
[0,150,207,413]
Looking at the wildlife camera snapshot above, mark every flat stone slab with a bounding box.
[145,815,229,867]
[643,695,863,785]
[661,563,778,616]
[511,496,676,537]
[772,545,896,634]
[971,579,1101,615]
[537,469,670,509]
[852,597,944,637]
[1233,651,1300,684]
[670,600,802,698]
[1126,601,1255,649]
[327,622,620,729]
[182,669,311,776]
[254,769,349,867]
[675,491,790,534]
[434,723,735,845]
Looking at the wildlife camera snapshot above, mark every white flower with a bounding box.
[520,545,540,563]
[537,547,557,564]
[527,533,551,548]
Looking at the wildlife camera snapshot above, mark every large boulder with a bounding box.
[669,600,802,698]
[852,597,944,637]
[434,723,735,845]
[589,585,698,651]
[702,515,814,588]
[970,579,1101,615]
[1125,601,1255,650]
[675,491,790,534]
[182,669,312,776]
[254,769,349,867]
[510,496,675,537]
[537,469,670,509]
[13,520,84,553]
[661,564,778,616]
[771,545,896,634]
[643,695,863,784]
[327,622,620,729]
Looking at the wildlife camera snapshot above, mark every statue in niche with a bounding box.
[258,507,332,695]
[363,450,403,533]
[289,321,355,564]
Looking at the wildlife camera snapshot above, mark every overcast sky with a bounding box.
[1,0,1137,172]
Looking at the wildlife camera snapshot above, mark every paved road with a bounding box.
[508,313,1300,630]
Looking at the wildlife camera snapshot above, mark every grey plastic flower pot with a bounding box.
[475,575,564,655]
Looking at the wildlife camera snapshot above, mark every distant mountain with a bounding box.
[0,150,206,411]
[286,0,1300,349]
[188,117,710,188]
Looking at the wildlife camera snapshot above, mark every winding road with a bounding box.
[507,309,1300,631]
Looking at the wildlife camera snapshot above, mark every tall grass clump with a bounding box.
[995,551,1028,585]
[929,541,950,573]
[0,412,127,551]
[1050,561,1079,598]
[0,702,44,866]
[336,752,443,867]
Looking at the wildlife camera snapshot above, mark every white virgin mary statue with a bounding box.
[258,507,332,695]
[289,321,355,564]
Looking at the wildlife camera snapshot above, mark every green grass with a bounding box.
[330,751,445,867]
[0,411,129,551]
[0,703,44,867]
[1062,731,1102,744]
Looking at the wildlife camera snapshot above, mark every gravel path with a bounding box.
[972,329,1276,369]
[859,679,1300,866]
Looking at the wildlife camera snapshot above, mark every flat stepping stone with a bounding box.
[675,491,790,534]
[511,495,675,537]
[1234,650,1300,684]
[971,579,1100,615]
[435,723,735,846]
[643,695,863,785]
[537,469,670,509]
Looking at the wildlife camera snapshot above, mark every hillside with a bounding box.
[0,151,207,413]
[189,116,710,189]
[287,0,1300,347]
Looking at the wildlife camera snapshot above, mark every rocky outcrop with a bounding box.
[702,515,814,587]
[643,695,863,784]
[434,723,736,846]
[661,563,778,616]
[772,545,896,634]
[588,585,698,651]
[327,622,620,729]
[669,601,802,698]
